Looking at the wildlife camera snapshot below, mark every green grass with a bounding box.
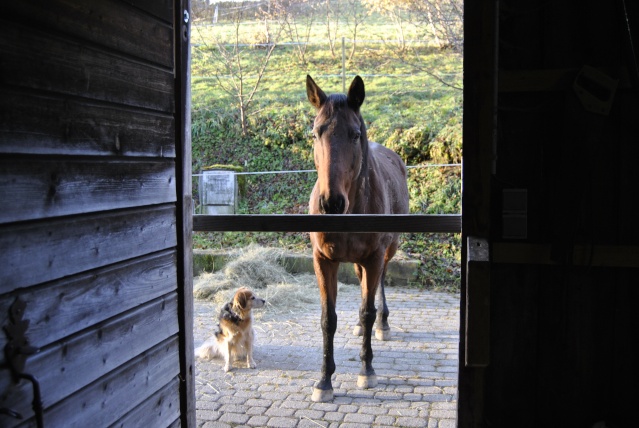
[190,11,463,291]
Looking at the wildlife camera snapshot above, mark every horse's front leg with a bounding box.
[311,254,339,402]
[357,257,383,389]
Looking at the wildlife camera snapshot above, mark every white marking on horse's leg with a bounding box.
[357,374,378,389]
[375,328,391,341]
[353,324,363,336]
[312,387,334,402]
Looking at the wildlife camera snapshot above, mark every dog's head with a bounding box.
[232,287,266,315]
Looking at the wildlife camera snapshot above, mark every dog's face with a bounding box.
[233,287,266,313]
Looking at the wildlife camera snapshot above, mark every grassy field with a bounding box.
[190,10,463,290]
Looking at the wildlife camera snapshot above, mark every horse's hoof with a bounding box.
[312,387,334,402]
[375,328,391,341]
[357,374,378,389]
[353,325,363,336]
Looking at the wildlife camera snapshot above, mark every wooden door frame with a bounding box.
[181,2,493,426]
[175,0,196,426]
[459,0,499,426]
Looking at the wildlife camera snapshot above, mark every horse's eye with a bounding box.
[352,131,361,142]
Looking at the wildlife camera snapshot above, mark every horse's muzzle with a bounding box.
[319,194,346,214]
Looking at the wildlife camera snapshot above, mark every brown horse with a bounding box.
[306,75,409,402]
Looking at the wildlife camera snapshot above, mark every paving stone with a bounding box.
[217,395,247,405]
[218,412,250,425]
[201,422,231,428]
[294,408,325,420]
[246,407,267,416]
[197,401,222,411]
[196,409,221,421]
[337,404,358,414]
[343,412,375,424]
[280,399,310,410]
[438,419,458,428]
[323,412,345,422]
[358,405,388,415]
[246,415,270,426]
[265,406,296,417]
[266,417,298,428]
[338,423,372,428]
[388,407,420,417]
[374,415,397,425]
[310,402,339,412]
[218,404,248,414]
[430,408,458,419]
[396,416,428,427]
[298,419,329,428]
[245,398,271,407]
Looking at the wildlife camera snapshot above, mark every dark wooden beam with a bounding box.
[192,214,462,233]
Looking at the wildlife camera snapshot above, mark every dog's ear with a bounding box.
[235,289,249,310]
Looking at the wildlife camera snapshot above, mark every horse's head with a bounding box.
[306,74,368,214]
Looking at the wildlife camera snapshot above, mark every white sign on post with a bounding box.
[200,170,237,214]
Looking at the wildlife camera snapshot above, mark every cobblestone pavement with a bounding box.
[194,285,460,428]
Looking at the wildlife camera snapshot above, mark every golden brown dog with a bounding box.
[195,287,265,372]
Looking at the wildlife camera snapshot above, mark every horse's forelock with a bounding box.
[316,94,369,151]
[318,94,365,130]
[318,94,347,118]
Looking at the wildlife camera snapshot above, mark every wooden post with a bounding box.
[175,1,196,426]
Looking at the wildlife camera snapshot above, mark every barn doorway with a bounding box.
[187,1,464,426]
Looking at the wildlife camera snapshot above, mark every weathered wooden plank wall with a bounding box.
[0,0,192,426]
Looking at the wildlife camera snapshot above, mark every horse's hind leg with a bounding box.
[353,263,364,336]
[375,265,391,341]
[375,241,397,340]
[354,261,392,341]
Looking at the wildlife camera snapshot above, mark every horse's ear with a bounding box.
[347,75,365,111]
[306,75,327,109]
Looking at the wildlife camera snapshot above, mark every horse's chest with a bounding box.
[313,232,391,262]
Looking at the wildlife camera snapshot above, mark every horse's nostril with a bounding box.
[320,194,346,214]
[319,195,329,214]
[334,196,345,214]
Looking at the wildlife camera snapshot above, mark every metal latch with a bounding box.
[465,237,490,367]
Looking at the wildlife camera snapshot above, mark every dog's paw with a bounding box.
[247,359,257,369]
[223,364,231,372]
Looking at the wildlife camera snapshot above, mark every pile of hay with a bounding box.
[193,245,352,316]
